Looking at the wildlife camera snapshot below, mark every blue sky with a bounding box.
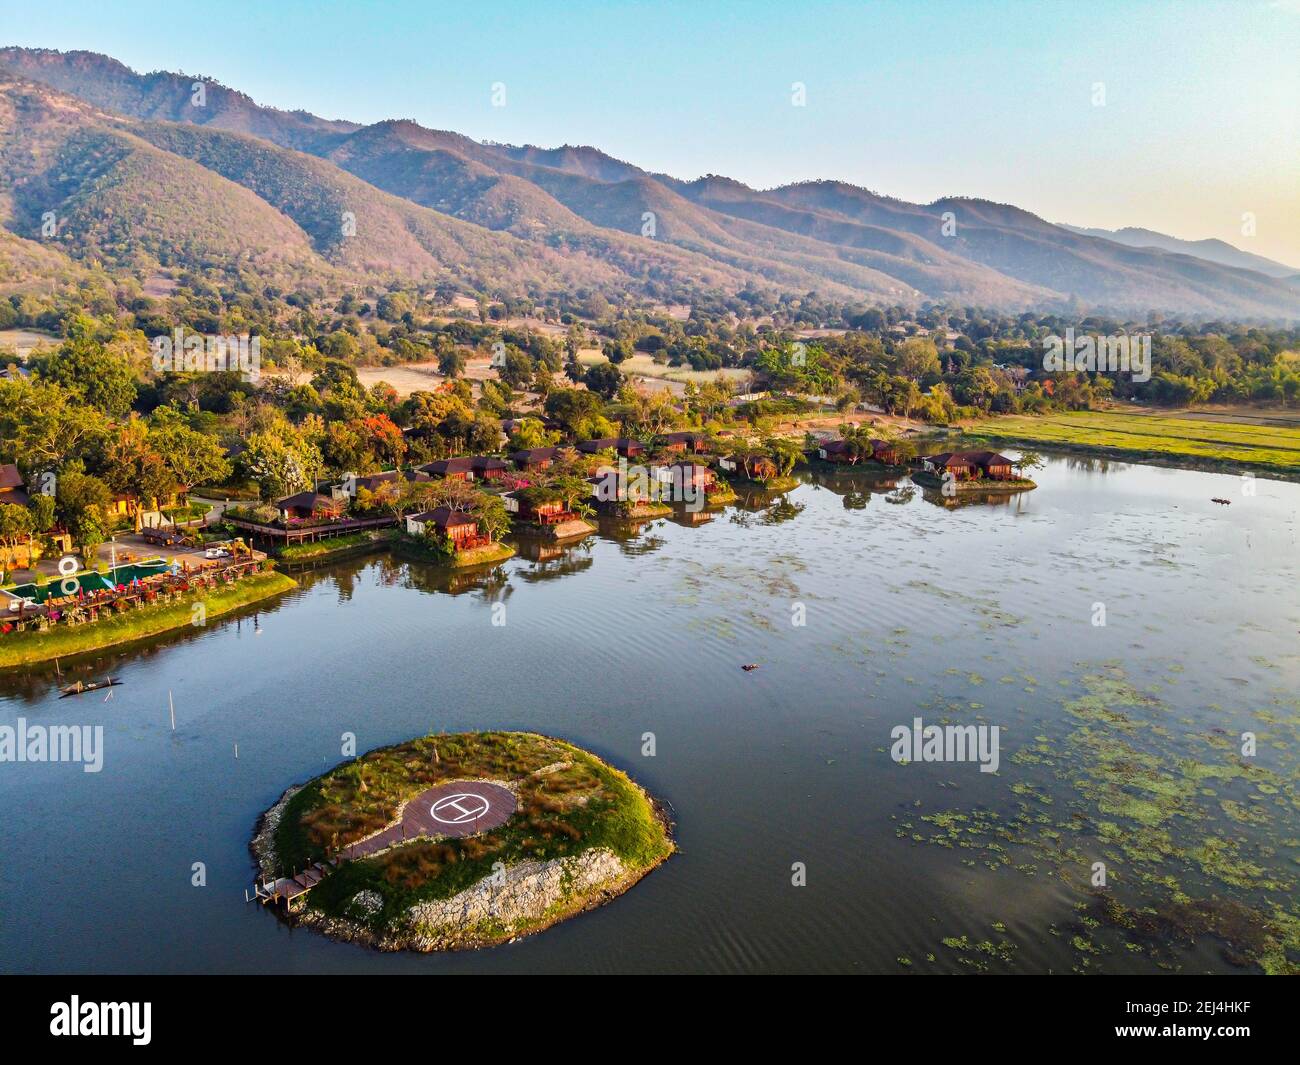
[4,0,1298,264]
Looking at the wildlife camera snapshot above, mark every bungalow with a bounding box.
[818,439,904,465]
[719,454,777,480]
[656,431,711,453]
[405,506,483,549]
[275,490,345,522]
[419,457,476,482]
[923,450,1015,481]
[870,440,905,466]
[649,461,716,494]
[816,439,857,463]
[0,463,29,506]
[577,437,645,459]
[502,490,575,526]
[470,456,510,481]
[510,447,561,471]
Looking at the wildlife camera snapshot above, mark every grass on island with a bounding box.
[964,409,1300,477]
[0,570,297,669]
[449,542,515,567]
[275,731,672,932]
[277,530,388,563]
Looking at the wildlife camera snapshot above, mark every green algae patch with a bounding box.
[910,663,1300,973]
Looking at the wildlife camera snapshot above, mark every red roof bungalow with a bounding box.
[870,440,906,465]
[718,454,777,480]
[502,490,576,526]
[577,437,645,459]
[651,461,717,494]
[816,439,859,463]
[510,447,561,471]
[275,491,346,522]
[417,456,511,482]
[419,457,476,481]
[818,439,905,465]
[657,431,711,453]
[0,463,29,506]
[923,450,1015,481]
[470,456,510,481]
[405,507,485,549]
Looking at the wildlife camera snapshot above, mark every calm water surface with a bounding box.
[2,455,1297,973]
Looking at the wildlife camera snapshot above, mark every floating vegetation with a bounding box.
[913,663,1300,973]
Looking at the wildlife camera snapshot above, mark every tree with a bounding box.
[0,504,33,571]
[54,464,111,536]
[243,429,323,501]
[545,388,603,435]
[152,422,231,499]
[1012,450,1045,478]
[32,326,138,417]
[438,348,466,378]
[0,378,109,470]
[765,437,806,477]
[890,337,941,381]
[73,511,106,567]
[583,362,623,400]
[507,418,554,451]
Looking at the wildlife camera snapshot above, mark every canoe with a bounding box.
[58,678,123,698]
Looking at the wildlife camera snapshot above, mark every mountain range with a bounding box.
[1,46,1296,319]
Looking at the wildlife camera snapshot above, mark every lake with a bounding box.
[2,454,1297,974]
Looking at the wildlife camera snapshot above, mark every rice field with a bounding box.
[965,409,1300,477]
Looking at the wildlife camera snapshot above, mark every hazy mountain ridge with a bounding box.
[0,46,1296,318]
[1058,223,1299,279]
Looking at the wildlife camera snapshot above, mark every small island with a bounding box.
[252,731,674,951]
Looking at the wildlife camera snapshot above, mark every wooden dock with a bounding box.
[226,515,396,545]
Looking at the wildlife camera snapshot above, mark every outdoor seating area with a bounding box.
[0,556,272,635]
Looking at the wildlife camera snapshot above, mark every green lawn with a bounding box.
[277,531,388,563]
[965,410,1300,477]
[0,571,298,669]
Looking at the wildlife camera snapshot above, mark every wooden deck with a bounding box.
[225,514,396,544]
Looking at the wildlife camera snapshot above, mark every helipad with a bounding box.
[345,780,516,858]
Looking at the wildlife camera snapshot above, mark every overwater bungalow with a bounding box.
[719,454,778,480]
[922,450,1015,480]
[502,490,576,526]
[405,507,485,549]
[649,460,717,494]
[818,438,906,466]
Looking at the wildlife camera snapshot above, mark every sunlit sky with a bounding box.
[4,0,1298,266]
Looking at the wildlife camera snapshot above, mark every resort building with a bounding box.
[657,431,712,453]
[510,447,561,471]
[922,451,1015,481]
[405,507,484,549]
[275,490,345,522]
[577,437,646,459]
